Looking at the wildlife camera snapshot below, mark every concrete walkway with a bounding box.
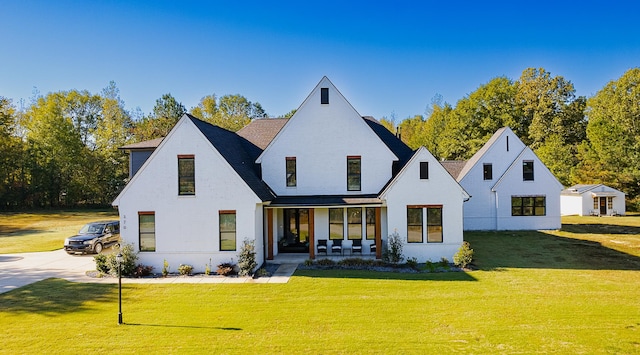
[0,249,298,294]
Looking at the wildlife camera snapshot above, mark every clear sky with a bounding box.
[2,0,639,121]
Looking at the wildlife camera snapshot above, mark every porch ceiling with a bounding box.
[269,194,383,207]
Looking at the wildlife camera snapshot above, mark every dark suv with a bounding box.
[64,221,120,254]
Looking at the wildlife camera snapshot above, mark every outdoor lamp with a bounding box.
[116,252,123,325]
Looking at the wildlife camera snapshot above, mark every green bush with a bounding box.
[453,241,474,268]
[162,259,169,277]
[133,264,154,277]
[316,258,336,267]
[406,257,418,270]
[94,254,110,274]
[338,258,373,267]
[178,264,193,275]
[383,231,404,264]
[238,239,257,276]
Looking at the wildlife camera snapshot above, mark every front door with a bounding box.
[600,197,607,215]
[279,209,309,253]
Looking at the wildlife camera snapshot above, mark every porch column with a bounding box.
[309,209,315,259]
[267,209,274,260]
[375,207,382,259]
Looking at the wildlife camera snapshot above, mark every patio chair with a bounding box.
[331,239,342,254]
[352,239,362,254]
[370,243,376,254]
[317,239,328,255]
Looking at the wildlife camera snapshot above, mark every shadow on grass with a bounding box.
[561,223,640,235]
[0,278,114,315]
[293,269,477,281]
[0,227,48,237]
[466,229,640,271]
[127,323,242,331]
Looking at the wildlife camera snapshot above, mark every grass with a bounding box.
[0,213,639,353]
[0,209,118,253]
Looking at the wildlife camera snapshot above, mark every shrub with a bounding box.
[238,239,257,276]
[94,254,110,274]
[162,259,169,277]
[256,268,270,277]
[104,243,138,276]
[217,261,237,276]
[303,259,314,266]
[338,258,372,267]
[316,258,336,267]
[406,257,418,270]
[205,259,211,276]
[453,241,474,268]
[383,231,404,264]
[424,260,437,272]
[133,264,154,277]
[178,264,194,275]
[439,257,451,270]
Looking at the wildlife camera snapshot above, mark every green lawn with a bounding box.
[0,213,639,353]
[0,209,118,253]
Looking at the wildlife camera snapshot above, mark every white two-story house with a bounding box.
[113,77,469,272]
[443,127,563,230]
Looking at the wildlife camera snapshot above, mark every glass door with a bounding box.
[279,209,309,253]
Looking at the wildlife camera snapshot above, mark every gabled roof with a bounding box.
[236,118,288,150]
[119,137,163,150]
[187,114,274,201]
[440,160,467,180]
[490,146,563,192]
[561,184,625,196]
[362,116,413,167]
[456,127,509,181]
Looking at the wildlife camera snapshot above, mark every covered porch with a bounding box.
[264,195,385,261]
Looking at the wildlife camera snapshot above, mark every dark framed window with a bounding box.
[511,196,546,216]
[407,207,423,243]
[219,210,236,251]
[139,212,155,252]
[426,207,443,243]
[321,88,329,104]
[286,157,296,187]
[178,155,195,195]
[366,207,376,240]
[420,162,429,179]
[483,163,493,180]
[523,161,534,181]
[347,156,361,191]
[347,208,362,240]
[329,208,344,240]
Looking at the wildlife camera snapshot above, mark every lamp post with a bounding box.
[116,252,123,325]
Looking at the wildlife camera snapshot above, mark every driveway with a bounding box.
[0,249,296,294]
[0,249,99,294]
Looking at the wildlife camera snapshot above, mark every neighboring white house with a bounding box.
[112,77,469,272]
[561,184,626,216]
[443,127,563,231]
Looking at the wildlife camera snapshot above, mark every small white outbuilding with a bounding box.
[561,184,626,216]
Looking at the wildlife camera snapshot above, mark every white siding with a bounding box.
[560,195,583,215]
[382,148,467,261]
[258,77,397,196]
[114,117,264,273]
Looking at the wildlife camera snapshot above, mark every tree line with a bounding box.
[382,67,640,210]
[1,67,639,210]
[0,82,271,209]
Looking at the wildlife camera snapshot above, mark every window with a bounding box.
[366,207,376,240]
[347,156,361,191]
[178,155,195,195]
[523,161,534,181]
[426,208,443,243]
[321,88,329,104]
[329,208,344,240]
[407,208,423,243]
[219,211,236,251]
[593,197,598,210]
[286,157,296,187]
[506,136,509,151]
[420,162,429,179]
[607,197,613,209]
[347,208,362,240]
[139,212,155,252]
[511,196,546,216]
[483,163,493,180]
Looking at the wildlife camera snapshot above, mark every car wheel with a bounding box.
[94,242,103,254]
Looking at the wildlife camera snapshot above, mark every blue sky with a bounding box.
[2,0,639,121]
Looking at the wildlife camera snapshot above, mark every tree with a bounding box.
[574,68,640,208]
[0,97,25,209]
[190,94,268,132]
[133,93,185,141]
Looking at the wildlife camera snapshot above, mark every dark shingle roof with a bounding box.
[237,118,288,150]
[362,116,414,167]
[187,114,274,201]
[440,160,468,180]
